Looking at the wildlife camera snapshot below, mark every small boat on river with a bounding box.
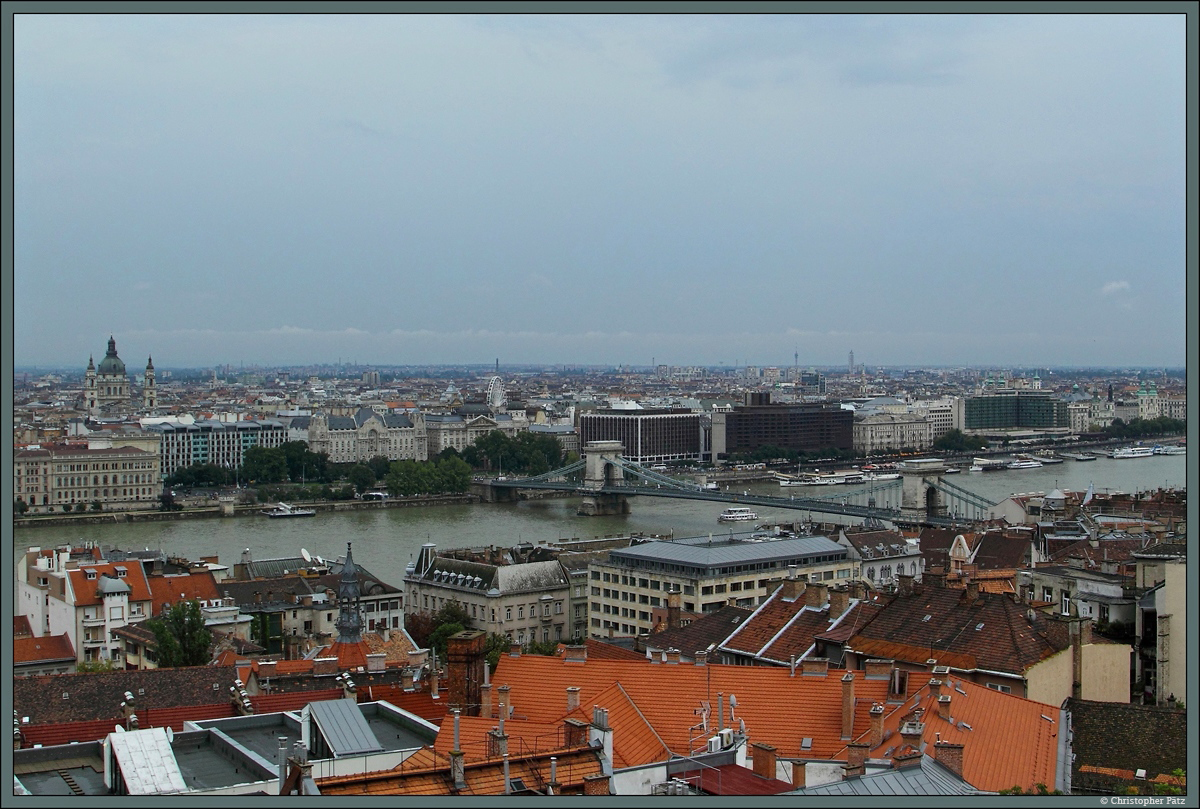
[261,502,317,518]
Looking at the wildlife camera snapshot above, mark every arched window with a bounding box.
[867,567,875,580]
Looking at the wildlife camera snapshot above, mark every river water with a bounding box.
[12,454,1188,592]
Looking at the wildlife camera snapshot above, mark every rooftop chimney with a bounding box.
[752,742,777,781]
[694,650,708,666]
[845,742,870,778]
[564,644,587,663]
[864,658,894,679]
[841,672,855,739]
[667,588,682,629]
[828,586,850,619]
[933,740,964,778]
[896,573,914,597]
[780,569,805,601]
[869,702,886,749]
[801,658,829,677]
[805,581,828,609]
[665,648,681,664]
[937,694,952,721]
[566,686,581,713]
[964,579,979,604]
[929,678,943,699]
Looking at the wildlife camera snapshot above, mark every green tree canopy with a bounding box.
[347,463,376,493]
[145,599,212,667]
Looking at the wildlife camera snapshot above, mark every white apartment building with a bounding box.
[16,549,154,666]
[587,534,853,639]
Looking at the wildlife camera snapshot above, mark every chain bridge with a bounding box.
[486,441,999,529]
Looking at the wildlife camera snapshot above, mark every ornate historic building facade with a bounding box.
[83,336,154,414]
[306,407,428,463]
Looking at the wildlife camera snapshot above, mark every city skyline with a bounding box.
[14,13,1189,368]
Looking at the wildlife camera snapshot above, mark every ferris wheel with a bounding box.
[486,376,505,409]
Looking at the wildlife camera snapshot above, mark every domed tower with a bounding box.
[84,355,98,411]
[143,356,157,412]
[95,336,130,409]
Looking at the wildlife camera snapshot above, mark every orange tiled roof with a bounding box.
[841,676,1061,792]
[850,638,977,671]
[359,685,447,723]
[67,562,154,606]
[147,571,222,616]
[323,640,371,670]
[362,629,417,663]
[250,689,344,715]
[14,615,34,637]
[433,715,564,762]
[491,655,919,761]
[14,633,75,664]
[317,745,604,795]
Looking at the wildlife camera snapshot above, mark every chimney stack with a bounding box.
[964,579,979,603]
[805,581,828,609]
[841,672,855,739]
[667,588,682,629]
[937,694,952,721]
[929,678,942,699]
[845,742,869,778]
[933,740,965,778]
[695,650,708,666]
[566,686,581,713]
[665,648,681,664]
[869,702,886,749]
[801,658,829,676]
[564,645,587,663]
[828,586,850,619]
[752,742,777,780]
[896,573,914,597]
[780,571,805,601]
[497,685,510,721]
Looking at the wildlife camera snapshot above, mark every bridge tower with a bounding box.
[578,440,631,516]
[897,458,949,524]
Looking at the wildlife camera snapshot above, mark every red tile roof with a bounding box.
[250,688,344,715]
[492,655,916,761]
[358,685,447,722]
[147,571,222,616]
[14,615,34,637]
[841,676,1061,793]
[67,562,153,606]
[14,633,75,664]
[433,715,565,762]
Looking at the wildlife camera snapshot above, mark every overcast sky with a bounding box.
[13,13,1187,369]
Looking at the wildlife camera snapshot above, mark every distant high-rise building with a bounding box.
[848,351,854,375]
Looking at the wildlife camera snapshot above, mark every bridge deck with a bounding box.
[489,479,967,527]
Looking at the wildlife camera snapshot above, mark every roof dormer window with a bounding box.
[115,566,127,578]
[85,570,97,580]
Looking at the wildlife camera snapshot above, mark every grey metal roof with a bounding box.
[611,535,845,568]
[109,727,188,795]
[309,699,384,757]
[790,757,984,795]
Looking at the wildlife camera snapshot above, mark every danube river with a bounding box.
[12,453,1188,592]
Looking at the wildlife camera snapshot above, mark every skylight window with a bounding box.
[975,623,985,631]
[922,615,932,622]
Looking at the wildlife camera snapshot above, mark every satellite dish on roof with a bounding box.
[301,548,312,563]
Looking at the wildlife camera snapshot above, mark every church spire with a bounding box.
[334,542,363,644]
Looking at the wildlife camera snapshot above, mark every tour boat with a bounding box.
[1152,445,1185,456]
[1006,459,1043,470]
[260,502,317,518]
[718,507,759,522]
[1112,446,1154,460]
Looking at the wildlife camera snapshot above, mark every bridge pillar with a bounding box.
[577,493,631,516]
[898,458,948,524]
[579,441,630,516]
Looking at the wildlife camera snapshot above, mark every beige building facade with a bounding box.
[15,445,162,514]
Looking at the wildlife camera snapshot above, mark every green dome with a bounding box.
[96,336,126,376]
